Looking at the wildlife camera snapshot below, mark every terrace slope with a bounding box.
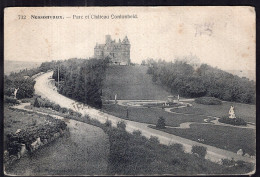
[102,65,172,100]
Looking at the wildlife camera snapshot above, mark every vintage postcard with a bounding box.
[4,7,256,175]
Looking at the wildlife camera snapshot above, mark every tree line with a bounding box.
[4,61,56,99]
[52,58,109,108]
[146,59,255,104]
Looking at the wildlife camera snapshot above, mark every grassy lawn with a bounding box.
[171,101,255,123]
[102,104,208,127]
[103,65,172,100]
[151,124,256,156]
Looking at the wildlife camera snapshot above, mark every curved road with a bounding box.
[34,71,255,164]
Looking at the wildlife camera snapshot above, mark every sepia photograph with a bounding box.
[3,7,256,175]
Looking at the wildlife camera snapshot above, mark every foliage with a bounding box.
[149,136,160,144]
[156,116,166,129]
[6,115,67,156]
[4,96,19,105]
[191,145,207,159]
[117,121,126,130]
[105,119,112,127]
[169,143,184,152]
[33,97,41,107]
[195,97,222,105]
[4,61,56,100]
[52,58,109,108]
[147,60,255,104]
[4,76,35,99]
[218,117,247,126]
[132,130,142,136]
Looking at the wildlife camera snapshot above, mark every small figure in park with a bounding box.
[177,94,180,102]
[229,106,236,119]
[115,94,117,104]
[14,88,19,99]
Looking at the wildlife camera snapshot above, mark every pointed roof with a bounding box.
[122,36,129,44]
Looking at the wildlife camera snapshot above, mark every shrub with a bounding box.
[149,136,160,144]
[20,98,31,103]
[117,121,126,130]
[105,119,112,127]
[169,143,184,152]
[156,116,166,129]
[4,96,19,104]
[4,88,14,97]
[195,97,222,105]
[191,145,207,159]
[133,130,142,137]
[53,104,61,112]
[218,117,247,126]
[68,109,74,115]
[221,158,235,166]
[60,107,68,114]
[33,97,40,107]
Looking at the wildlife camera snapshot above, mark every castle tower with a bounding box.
[121,36,131,65]
[105,35,112,44]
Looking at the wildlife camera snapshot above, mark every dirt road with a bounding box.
[34,71,255,164]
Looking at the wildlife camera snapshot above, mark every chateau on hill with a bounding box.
[94,35,131,65]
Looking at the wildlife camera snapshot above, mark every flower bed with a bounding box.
[4,115,67,167]
[218,117,247,126]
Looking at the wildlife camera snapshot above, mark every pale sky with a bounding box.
[5,7,255,71]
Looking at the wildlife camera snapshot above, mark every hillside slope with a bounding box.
[102,65,172,100]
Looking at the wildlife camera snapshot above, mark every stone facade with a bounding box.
[94,35,131,65]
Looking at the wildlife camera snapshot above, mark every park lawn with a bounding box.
[151,124,256,156]
[102,104,208,127]
[171,101,255,123]
[103,65,172,100]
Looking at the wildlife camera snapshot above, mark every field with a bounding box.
[171,101,256,123]
[103,65,172,100]
[151,124,256,156]
[102,104,208,127]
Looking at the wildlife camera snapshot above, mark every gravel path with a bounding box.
[34,71,255,164]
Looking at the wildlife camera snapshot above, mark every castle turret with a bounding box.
[105,35,112,44]
[122,36,130,44]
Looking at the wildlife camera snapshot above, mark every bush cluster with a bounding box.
[147,59,255,104]
[191,145,207,159]
[4,96,19,105]
[195,97,222,105]
[6,115,67,156]
[218,117,247,126]
[52,58,109,109]
[33,97,82,117]
[156,116,166,129]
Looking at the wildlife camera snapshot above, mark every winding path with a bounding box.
[34,71,255,164]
